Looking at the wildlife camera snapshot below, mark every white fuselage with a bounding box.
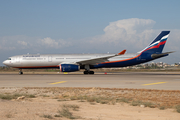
[3,53,138,68]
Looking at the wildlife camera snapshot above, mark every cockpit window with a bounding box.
[7,58,11,60]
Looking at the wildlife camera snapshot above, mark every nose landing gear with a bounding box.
[19,69,23,75]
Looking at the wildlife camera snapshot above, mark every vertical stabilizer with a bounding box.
[138,31,170,54]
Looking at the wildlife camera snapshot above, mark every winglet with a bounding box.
[117,50,126,55]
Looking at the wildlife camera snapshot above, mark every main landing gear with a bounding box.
[83,70,94,74]
[83,65,94,74]
[19,69,23,75]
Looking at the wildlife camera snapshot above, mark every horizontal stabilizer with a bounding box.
[151,51,175,59]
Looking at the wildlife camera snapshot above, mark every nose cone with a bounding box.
[3,60,8,66]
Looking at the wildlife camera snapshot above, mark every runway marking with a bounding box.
[50,81,67,85]
[142,82,167,86]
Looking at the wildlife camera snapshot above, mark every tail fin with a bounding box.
[138,31,170,54]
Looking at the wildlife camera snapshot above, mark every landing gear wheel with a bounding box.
[19,71,23,75]
[19,69,23,75]
[89,71,94,74]
[84,71,89,74]
[84,65,94,74]
[83,71,94,74]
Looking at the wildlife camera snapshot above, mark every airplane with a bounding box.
[3,31,174,75]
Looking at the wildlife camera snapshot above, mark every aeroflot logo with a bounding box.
[23,55,40,57]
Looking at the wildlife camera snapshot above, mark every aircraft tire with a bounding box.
[84,71,89,74]
[19,72,23,75]
[89,71,94,74]
[84,71,94,74]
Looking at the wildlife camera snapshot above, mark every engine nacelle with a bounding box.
[59,64,80,72]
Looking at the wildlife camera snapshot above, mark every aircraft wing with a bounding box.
[76,50,126,65]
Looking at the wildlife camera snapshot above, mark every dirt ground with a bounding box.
[0,87,180,120]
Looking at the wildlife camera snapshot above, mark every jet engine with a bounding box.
[59,64,80,72]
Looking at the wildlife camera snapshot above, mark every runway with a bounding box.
[0,72,180,90]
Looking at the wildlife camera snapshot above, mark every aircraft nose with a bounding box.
[3,60,8,65]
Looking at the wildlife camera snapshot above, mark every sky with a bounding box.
[0,0,180,66]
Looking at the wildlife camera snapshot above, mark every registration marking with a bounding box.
[50,81,67,85]
[142,82,167,86]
